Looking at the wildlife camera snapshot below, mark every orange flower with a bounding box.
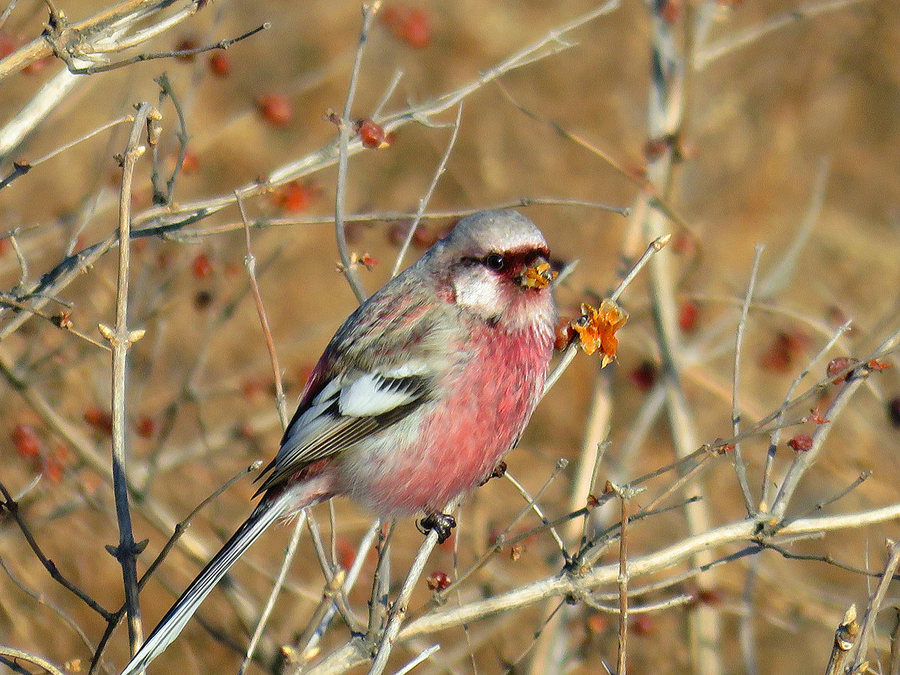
[572,299,629,367]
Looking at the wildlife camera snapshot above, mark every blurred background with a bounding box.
[0,0,898,673]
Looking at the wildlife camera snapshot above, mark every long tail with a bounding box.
[120,493,293,675]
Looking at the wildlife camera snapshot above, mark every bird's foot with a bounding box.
[418,512,456,543]
[478,460,507,486]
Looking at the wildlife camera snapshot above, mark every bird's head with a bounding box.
[428,210,558,331]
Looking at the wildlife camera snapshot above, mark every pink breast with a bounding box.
[358,323,553,515]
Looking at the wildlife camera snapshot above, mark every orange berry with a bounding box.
[358,119,385,149]
[12,424,42,459]
[180,149,200,174]
[208,52,231,77]
[272,181,318,213]
[135,415,157,439]
[257,93,293,127]
[678,301,699,333]
[83,407,113,434]
[191,252,213,279]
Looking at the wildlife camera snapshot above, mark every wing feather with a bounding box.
[255,369,432,494]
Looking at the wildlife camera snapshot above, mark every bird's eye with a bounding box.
[484,253,505,271]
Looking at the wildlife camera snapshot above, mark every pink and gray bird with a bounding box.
[120,209,558,673]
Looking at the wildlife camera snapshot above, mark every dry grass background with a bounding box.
[0,0,898,673]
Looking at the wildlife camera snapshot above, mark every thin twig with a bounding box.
[391,103,463,277]
[731,245,765,515]
[309,504,900,673]
[0,480,112,621]
[399,504,900,640]
[694,0,872,70]
[369,499,459,675]
[394,644,440,675]
[0,556,99,661]
[504,466,568,554]
[155,198,629,240]
[611,233,672,303]
[239,513,307,674]
[614,485,631,675]
[0,115,131,191]
[63,23,269,75]
[88,461,263,674]
[334,2,381,303]
[758,157,829,297]
[432,464,569,602]
[850,540,900,668]
[760,320,852,511]
[236,192,288,426]
[298,521,379,660]
[0,646,65,675]
[769,328,900,521]
[102,102,157,654]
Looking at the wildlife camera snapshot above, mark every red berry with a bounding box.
[241,378,267,399]
[631,615,653,636]
[208,52,231,77]
[83,407,113,434]
[697,588,722,605]
[335,536,356,569]
[11,424,42,459]
[671,232,696,256]
[400,9,431,48]
[678,301,699,332]
[587,614,607,634]
[191,252,213,279]
[761,331,809,373]
[180,149,200,174]
[46,444,73,482]
[358,119,385,149]
[389,221,411,246]
[553,317,577,351]
[426,571,451,591]
[825,305,848,327]
[412,224,439,248]
[629,360,658,391]
[380,6,431,49]
[660,0,683,23]
[272,181,318,213]
[135,415,157,439]
[257,93,293,127]
[43,455,64,483]
[174,37,199,62]
[788,433,813,452]
[296,363,314,388]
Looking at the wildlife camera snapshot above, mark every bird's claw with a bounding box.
[478,460,507,486]
[418,512,456,543]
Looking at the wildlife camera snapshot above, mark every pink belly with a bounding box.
[340,323,552,516]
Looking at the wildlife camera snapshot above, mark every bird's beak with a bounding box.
[518,258,556,289]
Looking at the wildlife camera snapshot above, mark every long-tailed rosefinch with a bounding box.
[121,209,558,673]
